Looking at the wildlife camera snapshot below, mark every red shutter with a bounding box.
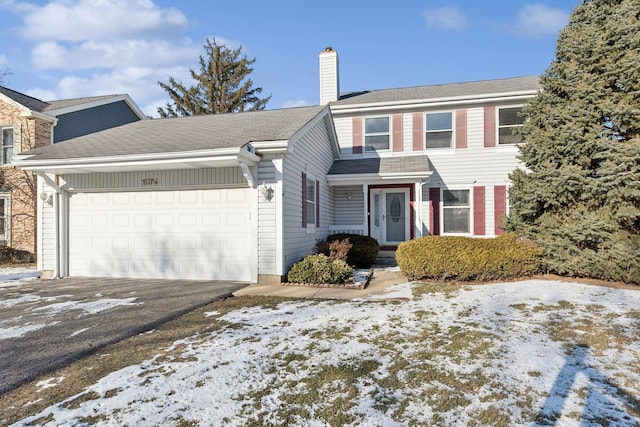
[316,180,320,227]
[352,117,363,154]
[473,186,486,236]
[429,187,440,235]
[494,185,507,235]
[484,106,496,147]
[393,114,403,152]
[412,112,423,151]
[301,172,307,227]
[455,109,467,149]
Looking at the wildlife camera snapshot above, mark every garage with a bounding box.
[68,188,255,281]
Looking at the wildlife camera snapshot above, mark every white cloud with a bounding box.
[514,4,569,38]
[422,6,468,31]
[0,53,6,67]
[19,0,187,42]
[281,99,314,109]
[32,39,199,70]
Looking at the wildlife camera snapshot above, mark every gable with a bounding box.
[53,100,143,143]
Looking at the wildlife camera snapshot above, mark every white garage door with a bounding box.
[68,189,254,281]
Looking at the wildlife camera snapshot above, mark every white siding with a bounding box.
[62,167,247,191]
[333,116,354,158]
[282,119,336,274]
[334,185,365,225]
[37,176,57,272]
[257,158,279,275]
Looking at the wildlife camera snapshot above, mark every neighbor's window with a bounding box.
[364,117,390,151]
[498,107,524,144]
[1,127,13,165]
[442,189,470,234]
[305,177,316,226]
[0,194,9,245]
[426,112,453,149]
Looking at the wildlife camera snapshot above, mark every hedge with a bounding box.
[395,233,542,282]
[286,254,354,284]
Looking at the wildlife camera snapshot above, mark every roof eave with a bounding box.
[326,171,433,186]
[330,90,540,114]
[13,147,260,175]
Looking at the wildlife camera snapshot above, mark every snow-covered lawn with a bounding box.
[11,279,640,426]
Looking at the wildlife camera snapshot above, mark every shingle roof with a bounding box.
[332,76,541,106]
[0,85,130,114]
[0,85,50,112]
[328,156,430,175]
[43,95,126,112]
[21,106,327,161]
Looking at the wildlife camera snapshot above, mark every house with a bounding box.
[320,48,540,247]
[0,86,146,254]
[14,48,540,283]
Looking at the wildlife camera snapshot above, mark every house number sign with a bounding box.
[142,178,159,186]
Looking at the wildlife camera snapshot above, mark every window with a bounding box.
[426,112,453,149]
[364,117,389,151]
[1,127,13,165]
[498,107,524,144]
[0,194,9,245]
[442,189,470,234]
[305,177,316,226]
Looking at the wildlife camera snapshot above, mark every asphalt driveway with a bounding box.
[0,276,247,395]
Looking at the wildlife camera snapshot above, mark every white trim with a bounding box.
[274,158,284,276]
[363,115,392,153]
[425,110,454,150]
[441,187,472,236]
[327,171,432,186]
[330,92,538,115]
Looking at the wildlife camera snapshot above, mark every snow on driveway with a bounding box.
[12,279,640,426]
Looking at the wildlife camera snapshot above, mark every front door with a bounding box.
[370,188,410,245]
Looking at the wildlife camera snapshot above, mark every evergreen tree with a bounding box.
[157,38,271,117]
[507,0,640,284]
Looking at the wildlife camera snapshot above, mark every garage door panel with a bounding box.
[69,189,254,281]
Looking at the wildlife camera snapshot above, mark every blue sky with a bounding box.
[0,1,578,116]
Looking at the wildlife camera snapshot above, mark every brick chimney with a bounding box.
[319,47,339,105]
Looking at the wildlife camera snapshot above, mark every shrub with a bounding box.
[0,246,34,264]
[287,254,354,284]
[317,234,379,267]
[395,233,542,282]
[328,239,352,262]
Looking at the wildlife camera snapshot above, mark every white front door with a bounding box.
[370,188,410,245]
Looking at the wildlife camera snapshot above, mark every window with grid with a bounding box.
[364,117,390,151]
[442,189,470,234]
[498,107,524,145]
[1,127,13,165]
[426,112,453,149]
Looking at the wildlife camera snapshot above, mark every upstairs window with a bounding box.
[1,127,13,165]
[498,107,524,144]
[426,112,453,149]
[364,117,390,151]
[442,189,470,234]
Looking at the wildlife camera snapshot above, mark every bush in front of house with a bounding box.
[0,246,35,264]
[317,233,379,267]
[287,254,354,284]
[395,233,542,282]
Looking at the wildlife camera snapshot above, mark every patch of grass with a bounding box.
[412,282,464,298]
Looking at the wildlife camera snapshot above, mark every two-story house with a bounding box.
[15,48,540,283]
[321,48,540,247]
[0,86,146,255]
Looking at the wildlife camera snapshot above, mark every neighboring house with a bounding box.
[15,48,541,283]
[0,86,146,254]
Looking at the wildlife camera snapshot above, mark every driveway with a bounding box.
[0,276,247,395]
